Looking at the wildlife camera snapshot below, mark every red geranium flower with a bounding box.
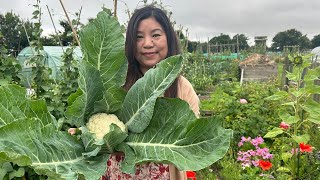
[186,171,196,180]
[259,160,272,170]
[279,121,290,129]
[299,143,313,153]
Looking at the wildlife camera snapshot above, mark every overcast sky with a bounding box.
[1,0,319,46]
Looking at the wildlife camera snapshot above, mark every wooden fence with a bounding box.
[281,56,320,102]
[311,58,320,102]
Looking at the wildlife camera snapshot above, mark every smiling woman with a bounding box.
[103,4,200,180]
[135,17,168,74]
[123,5,182,99]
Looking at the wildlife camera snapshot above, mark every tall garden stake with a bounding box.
[113,0,118,18]
[46,5,64,51]
[58,0,80,46]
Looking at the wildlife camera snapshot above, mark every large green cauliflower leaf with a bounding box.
[0,85,108,180]
[65,10,127,127]
[118,55,183,133]
[119,98,233,173]
[0,85,56,128]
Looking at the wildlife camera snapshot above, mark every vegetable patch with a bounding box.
[0,10,232,180]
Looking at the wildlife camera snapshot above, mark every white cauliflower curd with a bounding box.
[86,113,127,140]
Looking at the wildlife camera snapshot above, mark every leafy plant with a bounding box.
[201,81,279,143]
[0,9,232,179]
[182,52,215,91]
[0,33,22,86]
[29,0,52,96]
[182,52,240,92]
[0,51,22,86]
[215,157,242,179]
[264,53,320,179]
[48,46,80,122]
[199,81,282,178]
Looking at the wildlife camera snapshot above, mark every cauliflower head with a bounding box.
[86,113,127,140]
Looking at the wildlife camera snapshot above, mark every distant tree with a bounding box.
[311,34,320,48]
[0,12,38,55]
[299,35,312,50]
[0,32,6,53]
[42,36,58,46]
[189,42,207,54]
[0,11,84,55]
[47,19,84,46]
[57,20,74,46]
[187,41,199,53]
[271,28,311,51]
[231,34,249,51]
[1,12,26,53]
[0,12,20,51]
[209,33,232,45]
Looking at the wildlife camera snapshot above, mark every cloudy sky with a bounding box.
[1,0,320,46]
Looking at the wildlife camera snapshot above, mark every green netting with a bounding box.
[17,46,82,87]
[203,53,245,60]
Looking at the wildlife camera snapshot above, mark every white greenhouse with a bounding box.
[17,46,82,87]
[311,46,320,62]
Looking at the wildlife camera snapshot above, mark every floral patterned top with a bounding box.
[102,153,170,180]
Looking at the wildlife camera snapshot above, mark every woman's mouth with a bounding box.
[142,52,157,58]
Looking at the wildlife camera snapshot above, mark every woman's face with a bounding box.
[135,17,168,74]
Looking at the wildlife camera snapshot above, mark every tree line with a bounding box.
[0,11,77,56]
[1,11,320,56]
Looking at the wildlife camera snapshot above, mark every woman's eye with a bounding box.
[137,35,143,39]
[153,34,161,37]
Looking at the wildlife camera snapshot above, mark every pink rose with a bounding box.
[239,99,248,104]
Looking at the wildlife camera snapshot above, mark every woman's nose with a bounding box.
[143,37,154,48]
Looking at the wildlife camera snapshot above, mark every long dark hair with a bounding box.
[124,5,181,98]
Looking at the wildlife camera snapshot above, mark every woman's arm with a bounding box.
[177,75,200,117]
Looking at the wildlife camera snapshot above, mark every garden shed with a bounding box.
[17,46,82,87]
[239,54,278,83]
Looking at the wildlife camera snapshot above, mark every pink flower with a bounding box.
[251,136,264,147]
[238,141,244,147]
[248,150,256,156]
[237,136,273,169]
[279,121,290,129]
[241,136,251,142]
[252,159,260,167]
[291,148,299,155]
[239,98,248,104]
[255,148,265,156]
